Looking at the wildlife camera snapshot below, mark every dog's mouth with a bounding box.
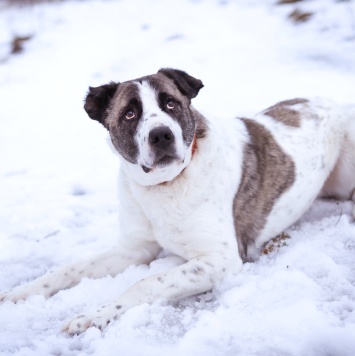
[141,154,178,173]
[142,165,151,173]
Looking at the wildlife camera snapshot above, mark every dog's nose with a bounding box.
[149,126,174,149]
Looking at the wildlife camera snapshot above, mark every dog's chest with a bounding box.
[129,169,239,260]
[130,180,205,255]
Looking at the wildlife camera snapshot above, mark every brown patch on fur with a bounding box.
[104,82,142,163]
[263,98,308,127]
[158,68,203,101]
[191,107,208,139]
[233,119,295,262]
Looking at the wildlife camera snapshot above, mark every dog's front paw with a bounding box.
[63,304,124,335]
[0,286,33,303]
[63,315,110,335]
[62,314,97,335]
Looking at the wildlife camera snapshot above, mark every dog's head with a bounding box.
[84,68,205,186]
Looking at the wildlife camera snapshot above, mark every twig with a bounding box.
[335,208,343,226]
[43,230,60,239]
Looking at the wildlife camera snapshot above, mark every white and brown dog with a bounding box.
[1,68,355,334]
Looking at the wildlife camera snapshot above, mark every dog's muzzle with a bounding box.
[141,126,178,173]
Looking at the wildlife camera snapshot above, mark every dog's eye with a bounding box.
[125,110,135,120]
[166,101,175,110]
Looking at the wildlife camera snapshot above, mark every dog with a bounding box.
[1,68,355,335]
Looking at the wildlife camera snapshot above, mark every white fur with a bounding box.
[1,92,354,335]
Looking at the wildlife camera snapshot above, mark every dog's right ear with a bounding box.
[84,82,119,126]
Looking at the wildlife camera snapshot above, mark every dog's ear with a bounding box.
[158,68,204,101]
[84,82,119,125]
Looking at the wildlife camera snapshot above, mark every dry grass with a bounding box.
[10,35,33,54]
[3,0,75,7]
[288,8,313,23]
[278,0,304,4]
[262,232,291,256]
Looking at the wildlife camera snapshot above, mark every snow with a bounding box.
[0,0,355,354]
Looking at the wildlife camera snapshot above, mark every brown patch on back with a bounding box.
[263,98,308,128]
[233,119,296,262]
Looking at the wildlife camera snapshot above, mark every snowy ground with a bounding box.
[0,0,355,355]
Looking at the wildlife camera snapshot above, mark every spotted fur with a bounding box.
[1,69,355,335]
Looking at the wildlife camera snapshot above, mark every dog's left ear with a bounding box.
[158,68,204,101]
[84,82,119,126]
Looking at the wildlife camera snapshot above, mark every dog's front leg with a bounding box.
[64,252,242,334]
[0,241,160,303]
